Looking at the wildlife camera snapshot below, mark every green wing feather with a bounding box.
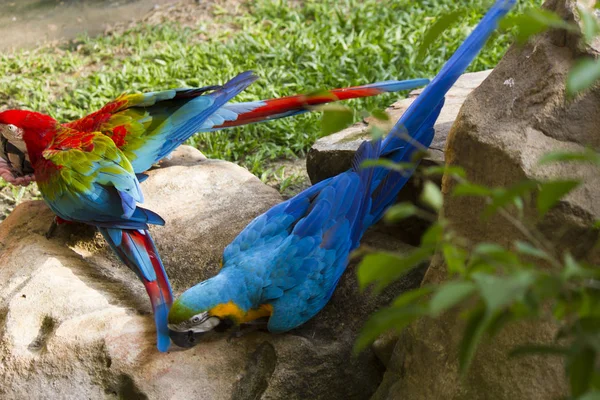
[37,127,143,223]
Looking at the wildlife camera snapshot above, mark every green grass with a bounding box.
[0,0,537,179]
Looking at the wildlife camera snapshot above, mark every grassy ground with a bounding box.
[0,0,536,216]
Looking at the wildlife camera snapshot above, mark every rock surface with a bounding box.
[372,1,598,399]
[0,147,425,399]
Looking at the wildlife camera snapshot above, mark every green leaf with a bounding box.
[578,318,600,335]
[459,306,492,375]
[442,244,468,275]
[483,180,538,218]
[392,286,435,308]
[320,105,354,136]
[357,252,403,290]
[420,181,443,211]
[421,223,444,246]
[578,392,600,400]
[360,159,414,173]
[538,149,600,165]
[423,165,466,179]
[384,203,419,222]
[579,5,600,44]
[354,305,426,353]
[568,58,600,96]
[562,253,594,280]
[537,179,581,217]
[500,7,577,44]
[569,346,596,397]
[417,10,465,61]
[371,109,390,121]
[471,243,520,267]
[486,310,516,337]
[453,182,493,197]
[473,270,536,312]
[369,125,387,140]
[473,243,507,255]
[533,274,562,300]
[509,344,569,357]
[429,281,476,316]
[357,248,433,293]
[514,241,551,260]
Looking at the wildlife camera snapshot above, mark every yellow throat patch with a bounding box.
[209,301,273,324]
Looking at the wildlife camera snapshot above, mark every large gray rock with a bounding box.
[0,147,425,399]
[372,1,598,399]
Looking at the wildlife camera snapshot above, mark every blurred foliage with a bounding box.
[356,155,600,398]
[351,3,600,398]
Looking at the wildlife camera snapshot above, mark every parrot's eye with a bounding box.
[188,312,210,326]
[3,124,23,140]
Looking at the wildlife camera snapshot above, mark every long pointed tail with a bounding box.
[382,0,515,154]
[204,78,430,130]
[354,0,516,231]
[99,227,173,352]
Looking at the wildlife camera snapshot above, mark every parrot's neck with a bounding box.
[180,268,269,324]
[210,269,257,309]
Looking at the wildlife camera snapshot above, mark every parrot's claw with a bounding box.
[45,218,58,239]
[226,328,244,343]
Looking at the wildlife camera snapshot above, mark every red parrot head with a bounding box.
[0,110,57,164]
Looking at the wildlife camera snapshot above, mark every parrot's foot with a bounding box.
[45,219,58,239]
[45,217,72,239]
[227,328,244,342]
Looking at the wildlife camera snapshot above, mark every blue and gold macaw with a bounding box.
[0,73,428,352]
[167,0,516,347]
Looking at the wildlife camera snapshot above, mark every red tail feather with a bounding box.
[127,230,173,309]
[215,86,384,129]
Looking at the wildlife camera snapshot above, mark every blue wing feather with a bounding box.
[120,72,258,173]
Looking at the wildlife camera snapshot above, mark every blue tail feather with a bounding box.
[350,0,515,234]
[364,78,431,93]
[154,302,171,352]
[382,0,515,155]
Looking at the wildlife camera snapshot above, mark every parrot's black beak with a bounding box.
[168,317,235,348]
[168,329,205,348]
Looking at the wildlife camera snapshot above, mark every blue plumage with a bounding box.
[168,0,516,341]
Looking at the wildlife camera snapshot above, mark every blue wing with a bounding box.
[223,171,366,332]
